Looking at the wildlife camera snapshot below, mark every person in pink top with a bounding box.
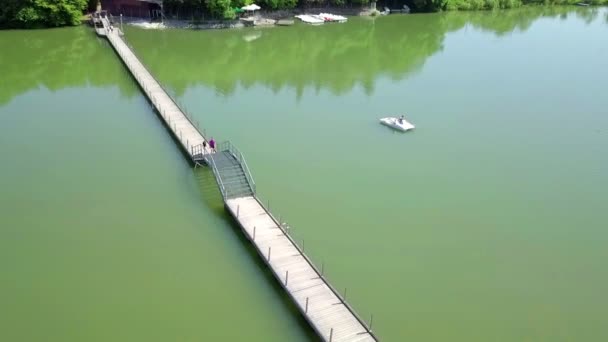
[208,138,216,153]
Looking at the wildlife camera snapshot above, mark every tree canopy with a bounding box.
[0,0,88,28]
[2,0,607,28]
[159,0,608,20]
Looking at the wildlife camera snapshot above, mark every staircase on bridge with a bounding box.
[205,144,255,199]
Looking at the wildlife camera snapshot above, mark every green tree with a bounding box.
[262,0,297,9]
[281,0,298,7]
[205,0,235,19]
[232,0,253,8]
[0,0,88,28]
[413,0,446,11]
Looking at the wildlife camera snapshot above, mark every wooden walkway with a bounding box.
[226,196,376,342]
[97,19,378,342]
[207,146,377,342]
[102,18,210,160]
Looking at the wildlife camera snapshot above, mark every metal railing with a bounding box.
[207,154,226,199]
[217,140,256,195]
[109,30,208,151]
[190,143,209,161]
[253,195,378,340]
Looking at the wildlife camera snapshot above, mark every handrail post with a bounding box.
[329,328,333,342]
[305,297,309,313]
[267,247,271,261]
[369,314,373,331]
[284,270,288,286]
[253,226,256,240]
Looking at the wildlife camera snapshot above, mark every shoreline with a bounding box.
[118,6,378,30]
[107,4,603,31]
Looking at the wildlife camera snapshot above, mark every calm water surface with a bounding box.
[1,7,607,341]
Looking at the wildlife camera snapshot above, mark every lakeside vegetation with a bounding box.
[0,0,606,26]
[0,0,89,28]
[163,0,608,19]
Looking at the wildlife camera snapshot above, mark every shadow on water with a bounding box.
[0,7,602,105]
[192,166,225,213]
[123,6,604,99]
[0,27,138,106]
[442,5,603,34]
[192,166,321,341]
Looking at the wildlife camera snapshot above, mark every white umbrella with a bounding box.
[242,4,261,11]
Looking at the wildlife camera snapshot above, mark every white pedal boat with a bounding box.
[380,117,415,132]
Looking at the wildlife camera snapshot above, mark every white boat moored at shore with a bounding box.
[319,13,348,23]
[380,116,415,132]
[296,13,347,24]
[295,15,325,25]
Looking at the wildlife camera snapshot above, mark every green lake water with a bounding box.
[1,7,607,341]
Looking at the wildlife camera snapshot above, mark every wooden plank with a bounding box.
[103,28,210,161]
[226,197,377,342]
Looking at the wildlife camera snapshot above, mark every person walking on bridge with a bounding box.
[209,138,216,153]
